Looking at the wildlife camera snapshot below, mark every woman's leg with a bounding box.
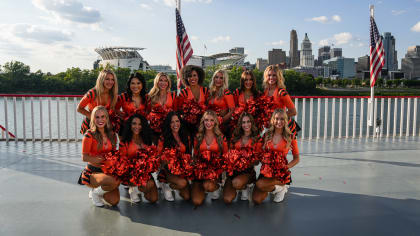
[139,179,158,203]
[191,181,205,206]
[231,173,251,190]
[222,178,237,204]
[203,180,219,192]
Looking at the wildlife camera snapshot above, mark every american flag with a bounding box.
[369,15,385,87]
[176,8,193,90]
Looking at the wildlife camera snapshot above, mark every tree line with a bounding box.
[0,61,418,95]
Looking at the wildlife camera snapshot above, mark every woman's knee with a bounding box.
[203,181,218,192]
[232,178,246,190]
[192,196,204,206]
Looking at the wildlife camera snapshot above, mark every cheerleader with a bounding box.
[78,106,120,207]
[223,113,261,204]
[191,111,228,206]
[148,72,176,143]
[115,72,149,130]
[176,65,208,140]
[157,111,192,201]
[77,69,118,134]
[262,65,296,117]
[234,70,260,107]
[119,114,158,203]
[207,69,235,130]
[252,109,300,204]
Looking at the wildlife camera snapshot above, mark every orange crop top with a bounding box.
[195,136,228,155]
[79,89,111,112]
[82,131,115,159]
[232,137,263,152]
[265,137,299,157]
[116,92,148,117]
[149,91,176,111]
[208,89,235,111]
[234,89,257,107]
[176,86,208,109]
[157,138,187,154]
[263,88,295,111]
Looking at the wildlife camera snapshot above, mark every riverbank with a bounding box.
[315,87,420,96]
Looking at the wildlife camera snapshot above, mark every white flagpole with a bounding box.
[368,5,375,129]
[176,0,181,13]
[176,0,181,95]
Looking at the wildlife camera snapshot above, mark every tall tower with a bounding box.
[300,33,314,67]
[289,29,299,68]
[383,32,398,71]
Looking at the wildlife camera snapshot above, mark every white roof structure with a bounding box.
[94,47,149,71]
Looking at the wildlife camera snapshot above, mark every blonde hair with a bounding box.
[148,72,171,105]
[209,69,229,98]
[195,110,224,156]
[89,106,116,149]
[263,65,286,90]
[94,69,118,109]
[263,109,292,149]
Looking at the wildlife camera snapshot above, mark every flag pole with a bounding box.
[176,0,181,95]
[368,5,375,128]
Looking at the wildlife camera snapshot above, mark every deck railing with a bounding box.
[1,94,419,142]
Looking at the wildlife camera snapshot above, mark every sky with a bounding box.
[0,0,419,73]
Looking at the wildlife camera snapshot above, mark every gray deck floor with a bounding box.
[1,137,420,236]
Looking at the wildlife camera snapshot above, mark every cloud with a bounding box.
[332,15,341,22]
[309,16,328,23]
[211,36,231,43]
[271,40,285,46]
[140,3,152,10]
[391,10,406,15]
[333,32,352,45]
[32,0,101,24]
[163,0,212,7]
[411,21,420,32]
[163,0,175,7]
[0,23,72,44]
[190,35,199,40]
[318,39,330,46]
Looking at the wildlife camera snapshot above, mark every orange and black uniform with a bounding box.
[229,138,263,181]
[263,137,299,184]
[116,92,149,119]
[149,91,176,112]
[175,86,209,110]
[193,136,228,181]
[233,89,258,108]
[78,130,115,185]
[79,89,111,134]
[156,138,189,183]
[119,140,144,159]
[207,89,235,112]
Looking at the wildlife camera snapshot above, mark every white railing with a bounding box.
[1,94,419,142]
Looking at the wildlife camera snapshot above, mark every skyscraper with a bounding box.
[383,32,398,71]
[300,33,314,67]
[401,46,420,79]
[289,29,299,68]
[318,46,331,66]
[330,48,342,58]
[268,49,286,65]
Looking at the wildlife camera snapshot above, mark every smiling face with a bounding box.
[272,112,286,130]
[130,77,143,95]
[241,115,252,133]
[243,75,254,90]
[158,75,169,91]
[267,69,277,86]
[103,73,115,91]
[131,117,142,135]
[213,72,224,88]
[94,109,107,129]
[170,115,181,133]
[203,114,216,131]
[187,70,199,86]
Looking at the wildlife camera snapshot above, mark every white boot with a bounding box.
[140,191,150,203]
[162,183,174,202]
[128,186,141,203]
[211,187,221,200]
[272,185,287,203]
[91,187,107,207]
[240,184,252,201]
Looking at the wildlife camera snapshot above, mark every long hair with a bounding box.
[263,65,286,90]
[94,69,118,109]
[263,109,292,149]
[121,113,153,145]
[240,70,259,97]
[126,72,147,103]
[209,69,229,98]
[231,112,260,145]
[180,65,205,87]
[89,106,116,149]
[162,111,191,154]
[195,110,224,156]
[148,72,172,105]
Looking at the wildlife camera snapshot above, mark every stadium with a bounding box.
[187,52,247,69]
[94,47,150,71]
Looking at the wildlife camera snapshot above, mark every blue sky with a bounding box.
[0,0,419,73]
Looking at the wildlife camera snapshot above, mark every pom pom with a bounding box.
[102,150,132,185]
[108,110,122,134]
[160,148,194,178]
[223,147,259,176]
[193,150,224,180]
[129,146,161,187]
[255,96,277,130]
[259,151,290,184]
[182,99,206,126]
[147,106,171,133]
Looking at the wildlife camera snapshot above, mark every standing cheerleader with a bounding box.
[191,111,228,206]
[207,69,235,136]
[115,72,149,131]
[234,70,260,108]
[252,109,300,204]
[119,114,158,203]
[262,65,296,117]
[77,69,118,134]
[148,72,176,144]
[157,111,192,201]
[223,113,261,203]
[78,106,120,207]
[176,65,208,140]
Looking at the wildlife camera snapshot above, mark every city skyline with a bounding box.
[1,0,420,73]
